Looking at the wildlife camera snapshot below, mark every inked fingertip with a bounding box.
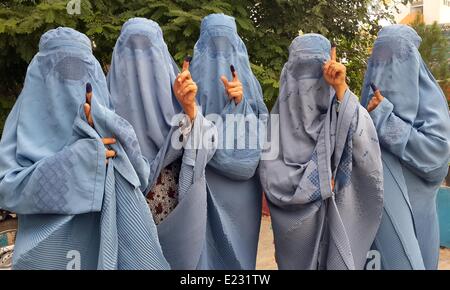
[230,65,236,77]
[184,55,192,63]
[86,83,92,94]
[370,82,378,92]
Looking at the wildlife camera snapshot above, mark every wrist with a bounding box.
[236,94,243,104]
[334,83,348,102]
[185,104,197,121]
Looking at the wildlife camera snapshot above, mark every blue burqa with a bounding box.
[190,14,268,269]
[107,18,216,270]
[0,27,169,270]
[259,34,384,269]
[361,25,450,270]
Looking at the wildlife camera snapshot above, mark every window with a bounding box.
[411,6,424,14]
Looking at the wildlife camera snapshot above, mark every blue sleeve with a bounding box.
[0,99,106,215]
[370,98,450,183]
[207,96,266,181]
[0,138,106,215]
[179,112,216,200]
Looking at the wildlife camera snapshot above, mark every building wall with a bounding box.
[440,0,450,24]
[424,0,440,23]
[394,0,450,25]
[395,2,412,23]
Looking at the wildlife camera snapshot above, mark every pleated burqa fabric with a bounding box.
[361,25,450,270]
[107,18,216,270]
[189,14,268,269]
[259,34,384,270]
[0,27,169,270]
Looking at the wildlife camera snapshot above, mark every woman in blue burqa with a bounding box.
[362,25,450,270]
[188,14,268,269]
[0,27,169,269]
[259,34,384,269]
[107,18,217,270]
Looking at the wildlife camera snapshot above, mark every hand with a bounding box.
[323,46,348,101]
[102,138,117,164]
[84,83,94,127]
[174,58,198,121]
[221,65,243,105]
[367,87,384,113]
[84,83,117,163]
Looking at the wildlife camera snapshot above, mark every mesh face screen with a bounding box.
[288,58,324,80]
[207,36,235,57]
[371,38,414,63]
[125,34,153,51]
[54,56,88,81]
[372,42,395,62]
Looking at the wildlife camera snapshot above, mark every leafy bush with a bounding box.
[0,0,405,135]
[411,17,450,107]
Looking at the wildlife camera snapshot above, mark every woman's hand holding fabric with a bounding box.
[367,88,385,113]
[323,46,348,101]
[221,67,243,105]
[174,59,198,121]
[84,83,117,163]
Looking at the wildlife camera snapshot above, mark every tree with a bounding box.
[411,16,450,107]
[0,0,406,135]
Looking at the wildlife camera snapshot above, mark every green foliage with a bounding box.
[0,96,15,137]
[411,16,450,106]
[0,0,405,135]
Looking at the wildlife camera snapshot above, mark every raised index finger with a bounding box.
[230,65,238,81]
[86,83,93,104]
[182,55,192,72]
[331,44,337,62]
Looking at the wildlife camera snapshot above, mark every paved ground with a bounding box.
[440,248,450,270]
[256,216,450,270]
[256,216,277,270]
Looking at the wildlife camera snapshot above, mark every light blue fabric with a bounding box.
[108,18,182,174]
[259,34,384,269]
[362,24,450,270]
[107,18,216,270]
[0,27,169,270]
[190,14,268,269]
